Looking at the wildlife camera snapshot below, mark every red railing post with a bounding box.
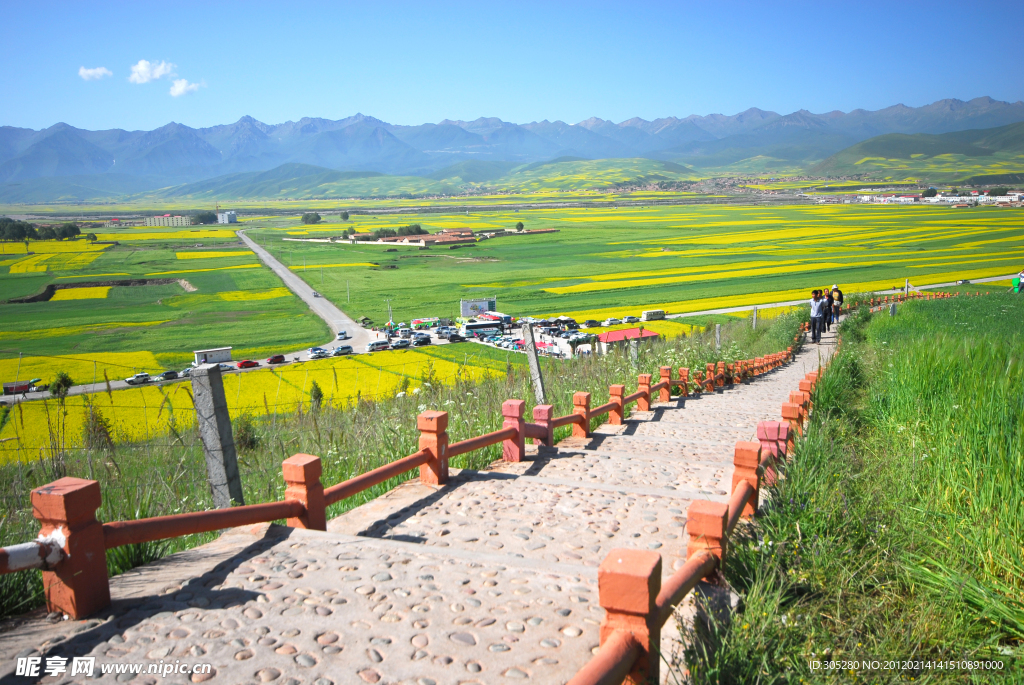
[417,410,449,485]
[501,399,526,462]
[31,478,110,619]
[598,548,662,684]
[572,392,591,438]
[756,421,779,484]
[532,404,554,447]
[715,361,725,388]
[636,374,652,411]
[686,500,729,562]
[778,422,793,456]
[608,385,625,425]
[704,363,715,392]
[732,442,761,517]
[782,402,802,438]
[282,454,326,531]
[659,366,671,401]
[678,367,689,394]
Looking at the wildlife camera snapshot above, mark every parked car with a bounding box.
[622,316,640,323]
[583,319,600,328]
[366,340,390,352]
[309,349,330,360]
[308,347,327,355]
[312,291,321,298]
[217,363,234,372]
[124,373,151,386]
[413,337,431,346]
[336,330,351,340]
[332,345,353,356]
[602,318,622,326]
[447,333,466,343]
[391,339,411,349]
[267,354,286,364]
[237,360,259,369]
[157,370,178,381]
[179,367,192,378]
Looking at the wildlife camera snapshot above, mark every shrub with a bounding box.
[234,411,260,451]
[309,380,324,414]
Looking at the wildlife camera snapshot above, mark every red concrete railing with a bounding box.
[2,340,804,621]
[567,366,827,685]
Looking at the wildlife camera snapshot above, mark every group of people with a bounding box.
[809,285,843,344]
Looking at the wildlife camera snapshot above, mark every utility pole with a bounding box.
[752,306,758,330]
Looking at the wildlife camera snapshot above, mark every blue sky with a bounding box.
[2,0,1022,131]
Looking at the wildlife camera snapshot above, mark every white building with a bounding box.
[217,211,237,224]
[145,215,193,227]
[193,347,232,365]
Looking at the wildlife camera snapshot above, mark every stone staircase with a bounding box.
[1,337,835,685]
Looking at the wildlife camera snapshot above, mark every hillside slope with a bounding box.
[811,121,1024,180]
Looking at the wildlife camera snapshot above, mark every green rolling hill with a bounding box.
[810,121,1024,181]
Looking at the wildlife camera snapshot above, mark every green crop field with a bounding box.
[0,226,328,378]
[248,203,1024,324]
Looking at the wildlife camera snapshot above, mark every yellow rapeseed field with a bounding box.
[0,349,503,462]
[0,352,163,387]
[145,264,260,276]
[50,286,111,301]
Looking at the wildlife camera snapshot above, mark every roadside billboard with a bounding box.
[460,298,496,317]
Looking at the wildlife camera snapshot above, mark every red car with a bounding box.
[237,360,259,369]
[266,355,285,364]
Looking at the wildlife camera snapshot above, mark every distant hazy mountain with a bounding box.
[1,96,1023,201]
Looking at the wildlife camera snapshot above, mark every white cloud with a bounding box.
[169,79,202,97]
[78,66,112,81]
[128,59,175,84]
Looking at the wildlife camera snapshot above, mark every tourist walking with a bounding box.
[809,290,825,343]
[823,288,834,331]
[831,284,844,325]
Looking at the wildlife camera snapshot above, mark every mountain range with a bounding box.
[2,96,1024,202]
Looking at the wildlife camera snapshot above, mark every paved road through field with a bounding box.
[237,229,373,351]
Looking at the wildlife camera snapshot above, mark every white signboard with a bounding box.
[460,298,496,317]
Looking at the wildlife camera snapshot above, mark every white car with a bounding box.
[366,340,390,352]
[331,345,353,356]
[622,316,640,323]
[124,373,151,385]
[602,318,622,326]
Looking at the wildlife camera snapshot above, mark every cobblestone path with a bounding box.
[1,333,836,685]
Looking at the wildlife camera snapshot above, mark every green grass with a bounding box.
[0,314,803,620]
[681,295,1024,683]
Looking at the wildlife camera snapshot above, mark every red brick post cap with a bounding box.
[598,548,662,615]
[781,403,801,420]
[417,410,448,432]
[686,500,728,541]
[609,384,625,397]
[501,399,526,418]
[734,441,761,469]
[282,453,322,483]
[638,374,652,383]
[573,391,591,406]
[32,478,101,523]
[533,404,553,420]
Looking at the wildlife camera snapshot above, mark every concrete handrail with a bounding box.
[446,426,517,458]
[324,449,431,506]
[565,629,642,685]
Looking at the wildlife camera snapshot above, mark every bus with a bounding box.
[641,309,665,322]
[460,321,503,338]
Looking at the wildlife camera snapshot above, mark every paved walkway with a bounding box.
[0,330,838,685]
